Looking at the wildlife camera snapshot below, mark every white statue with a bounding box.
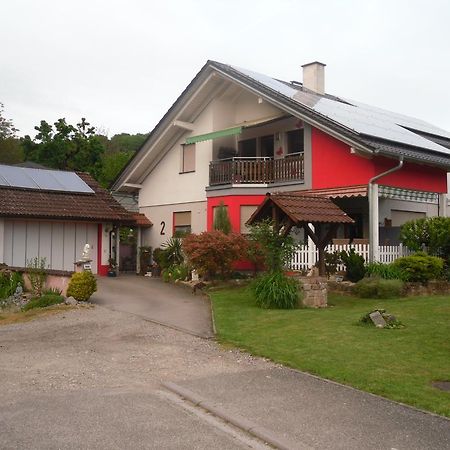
[81,243,91,261]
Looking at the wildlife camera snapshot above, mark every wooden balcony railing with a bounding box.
[209,153,304,186]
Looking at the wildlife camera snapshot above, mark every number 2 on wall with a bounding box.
[160,221,166,235]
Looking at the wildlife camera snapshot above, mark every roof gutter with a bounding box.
[368,156,404,262]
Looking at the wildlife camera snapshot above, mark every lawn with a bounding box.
[210,287,450,417]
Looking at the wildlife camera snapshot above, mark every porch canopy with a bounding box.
[247,192,354,275]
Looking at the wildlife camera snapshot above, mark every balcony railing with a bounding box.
[209,153,304,186]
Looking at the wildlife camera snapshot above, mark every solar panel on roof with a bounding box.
[0,165,94,193]
[228,64,450,156]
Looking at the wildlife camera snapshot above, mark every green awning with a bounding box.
[185,126,242,145]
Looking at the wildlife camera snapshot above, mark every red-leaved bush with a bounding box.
[182,231,247,279]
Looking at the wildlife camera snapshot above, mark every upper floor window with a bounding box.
[286,129,304,155]
[181,144,195,173]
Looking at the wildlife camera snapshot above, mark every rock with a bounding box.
[65,296,77,306]
[369,311,387,328]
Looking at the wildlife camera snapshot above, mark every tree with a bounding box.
[98,150,134,187]
[0,137,24,164]
[213,202,232,234]
[22,118,104,178]
[0,102,18,139]
[400,217,450,262]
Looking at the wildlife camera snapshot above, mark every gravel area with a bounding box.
[0,305,271,449]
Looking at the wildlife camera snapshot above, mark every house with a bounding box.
[0,164,150,275]
[112,61,450,261]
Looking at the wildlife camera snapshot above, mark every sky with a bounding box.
[1,0,450,138]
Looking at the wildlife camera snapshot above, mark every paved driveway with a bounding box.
[1,305,449,449]
[91,274,213,338]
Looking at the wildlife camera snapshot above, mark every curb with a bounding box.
[162,381,296,450]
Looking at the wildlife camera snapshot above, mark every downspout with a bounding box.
[368,156,404,262]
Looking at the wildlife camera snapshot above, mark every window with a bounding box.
[286,129,304,155]
[173,211,191,236]
[181,144,195,173]
[238,138,257,157]
[240,205,258,233]
[260,135,274,157]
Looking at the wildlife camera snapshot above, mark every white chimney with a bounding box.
[302,61,326,95]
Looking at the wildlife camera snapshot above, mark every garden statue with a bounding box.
[14,282,23,299]
[81,244,91,261]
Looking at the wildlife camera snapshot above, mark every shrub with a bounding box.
[22,294,64,311]
[324,251,341,276]
[252,271,299,309]
[42,287,62,296]
[247,219,297,272]
[162,264,190,282]
[400,217,450,261]
[26,257,47,296]
[152,247,170,271]
[213,201,232,234]
[353,277,404,299]
[183,231,247,279]
[161,237,184,266]
[0,271,24,300]
[66,271,97,301]
[365,262,405,280]
[340,249,366,282]
[392,252,444,283]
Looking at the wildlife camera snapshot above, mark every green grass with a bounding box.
[210,287,450,417]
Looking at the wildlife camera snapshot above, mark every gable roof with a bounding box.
[0,165,135,222]
[247,193,355,226]
[112,60,450,191]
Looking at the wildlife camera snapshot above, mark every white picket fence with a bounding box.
[289,243,410,271]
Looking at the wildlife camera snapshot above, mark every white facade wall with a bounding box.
[2,219,98,273]
[138,89,286,249]
[140,201,206,249]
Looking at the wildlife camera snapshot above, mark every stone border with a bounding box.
[162,381,296,450]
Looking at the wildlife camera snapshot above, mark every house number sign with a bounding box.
[160,221,166,235]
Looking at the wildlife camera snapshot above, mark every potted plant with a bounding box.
[108,258,117,277]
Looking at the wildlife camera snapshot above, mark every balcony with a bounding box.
[209,153,304,186]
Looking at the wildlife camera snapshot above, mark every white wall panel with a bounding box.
[63,223,76,271]
[39,223,53,267]
[12,222,26,267]
[3,220,13,265]
[51,223,64,270]
[4,220,99,273]
[26,222,40,264]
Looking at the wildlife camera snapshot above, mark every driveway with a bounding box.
[91,274,213,338]
[1,289,449,449]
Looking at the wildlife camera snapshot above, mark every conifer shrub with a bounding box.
[392,252,444,283]
[67,271,97,301]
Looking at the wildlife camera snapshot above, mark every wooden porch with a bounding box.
[209,153,304,186]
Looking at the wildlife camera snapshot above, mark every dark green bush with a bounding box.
[66,271,97,301]
[22,294,64,311]
[153,247,171,271]
[392,252,444,283]
[340,249,366,282]
[0,271,24,299]
[353,277,404,299]
[252,271,299,309]
[365,262,405,280]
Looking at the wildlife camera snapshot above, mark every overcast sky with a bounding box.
[1,0,449,138]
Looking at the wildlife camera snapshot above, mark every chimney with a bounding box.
[302,61,326,95]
